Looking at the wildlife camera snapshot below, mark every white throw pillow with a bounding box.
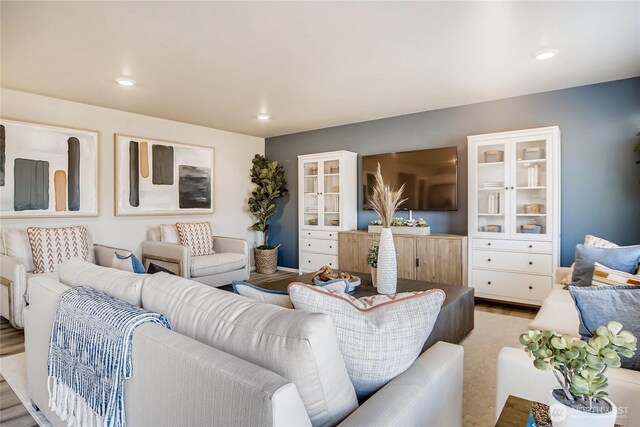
[27,226,92,273]
[176,222,215,256]
[592,262,640,286]
[58,258,145,306]
[3,228,36,272]
[159,224,180,244]
[288,283,445,399]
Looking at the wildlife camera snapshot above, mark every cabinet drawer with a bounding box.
[472,269,552,302]
[473,250,552,275]
[472,238,553,253]
[300,252,338,271]
[300,230,339,240]
[301,238,338,255]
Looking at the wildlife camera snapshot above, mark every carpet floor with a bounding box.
[1,306,534,427]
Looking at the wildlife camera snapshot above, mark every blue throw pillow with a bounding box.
[568,285,640,371]
[571,244,640,286]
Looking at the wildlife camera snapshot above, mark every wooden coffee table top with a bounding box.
[251,272,473,307]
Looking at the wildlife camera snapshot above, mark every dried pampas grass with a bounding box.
[369,163,407,228]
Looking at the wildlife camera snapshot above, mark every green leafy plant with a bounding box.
[367,241,379,268]
[248,154,288,249]
[520,321,637,407]
[390,217,407,227]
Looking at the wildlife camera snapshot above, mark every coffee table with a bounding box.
[247,272,474,352]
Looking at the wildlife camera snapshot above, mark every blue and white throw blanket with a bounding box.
[48,286,171,427]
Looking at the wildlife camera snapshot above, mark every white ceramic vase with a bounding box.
[548,389,616,427]
[376,228,397,295]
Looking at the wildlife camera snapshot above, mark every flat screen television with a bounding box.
[362,147,458,211]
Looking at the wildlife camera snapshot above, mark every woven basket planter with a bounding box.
[255,246,278,274]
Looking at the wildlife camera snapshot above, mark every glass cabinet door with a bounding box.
[512,136,552,238]
[475,142,509,236]
[323,158,341,228]
[302,161,320,227]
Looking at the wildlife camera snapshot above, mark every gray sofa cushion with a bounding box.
[142,273,358,427]
[190,253,247,277]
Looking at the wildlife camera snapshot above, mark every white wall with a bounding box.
[0,88,264,258]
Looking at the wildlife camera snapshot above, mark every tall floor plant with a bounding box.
[369,164,406,294]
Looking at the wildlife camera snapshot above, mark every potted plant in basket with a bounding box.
[520,321,637,427]
[248,154,288,274]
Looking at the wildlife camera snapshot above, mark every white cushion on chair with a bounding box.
[160,224,180,244]
[27,226,93,273]
[3,228,35,272]
[190,253,247,277]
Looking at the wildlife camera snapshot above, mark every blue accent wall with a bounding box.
[266,78,640,269]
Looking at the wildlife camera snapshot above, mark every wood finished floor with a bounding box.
[1,317,36,427]
[0,270,537,427]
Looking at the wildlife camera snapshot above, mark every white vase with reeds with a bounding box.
[369,164,406,295]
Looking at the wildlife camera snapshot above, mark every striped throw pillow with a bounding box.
[27,226,92,273]
[289,283,445,399]
[176,222,215,256]
[592,262,640,286]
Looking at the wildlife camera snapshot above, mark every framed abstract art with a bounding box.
[0,118,99,218]
[114,134,215,216]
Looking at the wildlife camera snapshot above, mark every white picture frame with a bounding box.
[114,134,215,216]
[0,118,99,218]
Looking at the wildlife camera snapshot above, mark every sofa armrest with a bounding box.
[93,244,132,267]
[126,325,311,427]
[212,236,249,256]
[339,342,464,427]
[0,254,27,328]
[555,267,572,284]
[496,347,640,426]
[142,241,190,277]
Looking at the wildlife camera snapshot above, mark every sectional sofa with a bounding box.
[496,268,640,427]
[25,260,464,426]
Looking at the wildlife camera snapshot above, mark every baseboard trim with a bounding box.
[276,266,299,273]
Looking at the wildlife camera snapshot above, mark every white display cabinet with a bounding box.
[298,151,357,273]
[468,127,560,305]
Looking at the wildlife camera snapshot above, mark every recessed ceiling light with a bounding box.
[257,114,271,120]
[535,49,558,60]
[116,78,136,87]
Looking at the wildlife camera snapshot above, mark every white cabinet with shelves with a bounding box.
[468,127,560,305]
[298,151,357,273]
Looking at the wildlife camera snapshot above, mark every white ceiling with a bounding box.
[1,1,639,138]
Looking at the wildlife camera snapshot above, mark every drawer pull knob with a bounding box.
[329,245,333,249]
[511,186,514,190]
[308,244,311,247]
[329,263,333,266]
[487,281,492,285]
[329,234,333,237]
[528,286,533,290]
[308,260,311,263]
[529,261,533,265]
[487,243,491,246]
[528,245,533,249]
[487,258,491,262]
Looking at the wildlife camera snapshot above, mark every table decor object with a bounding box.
[367,164,406,295]
[520,321,637,427]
